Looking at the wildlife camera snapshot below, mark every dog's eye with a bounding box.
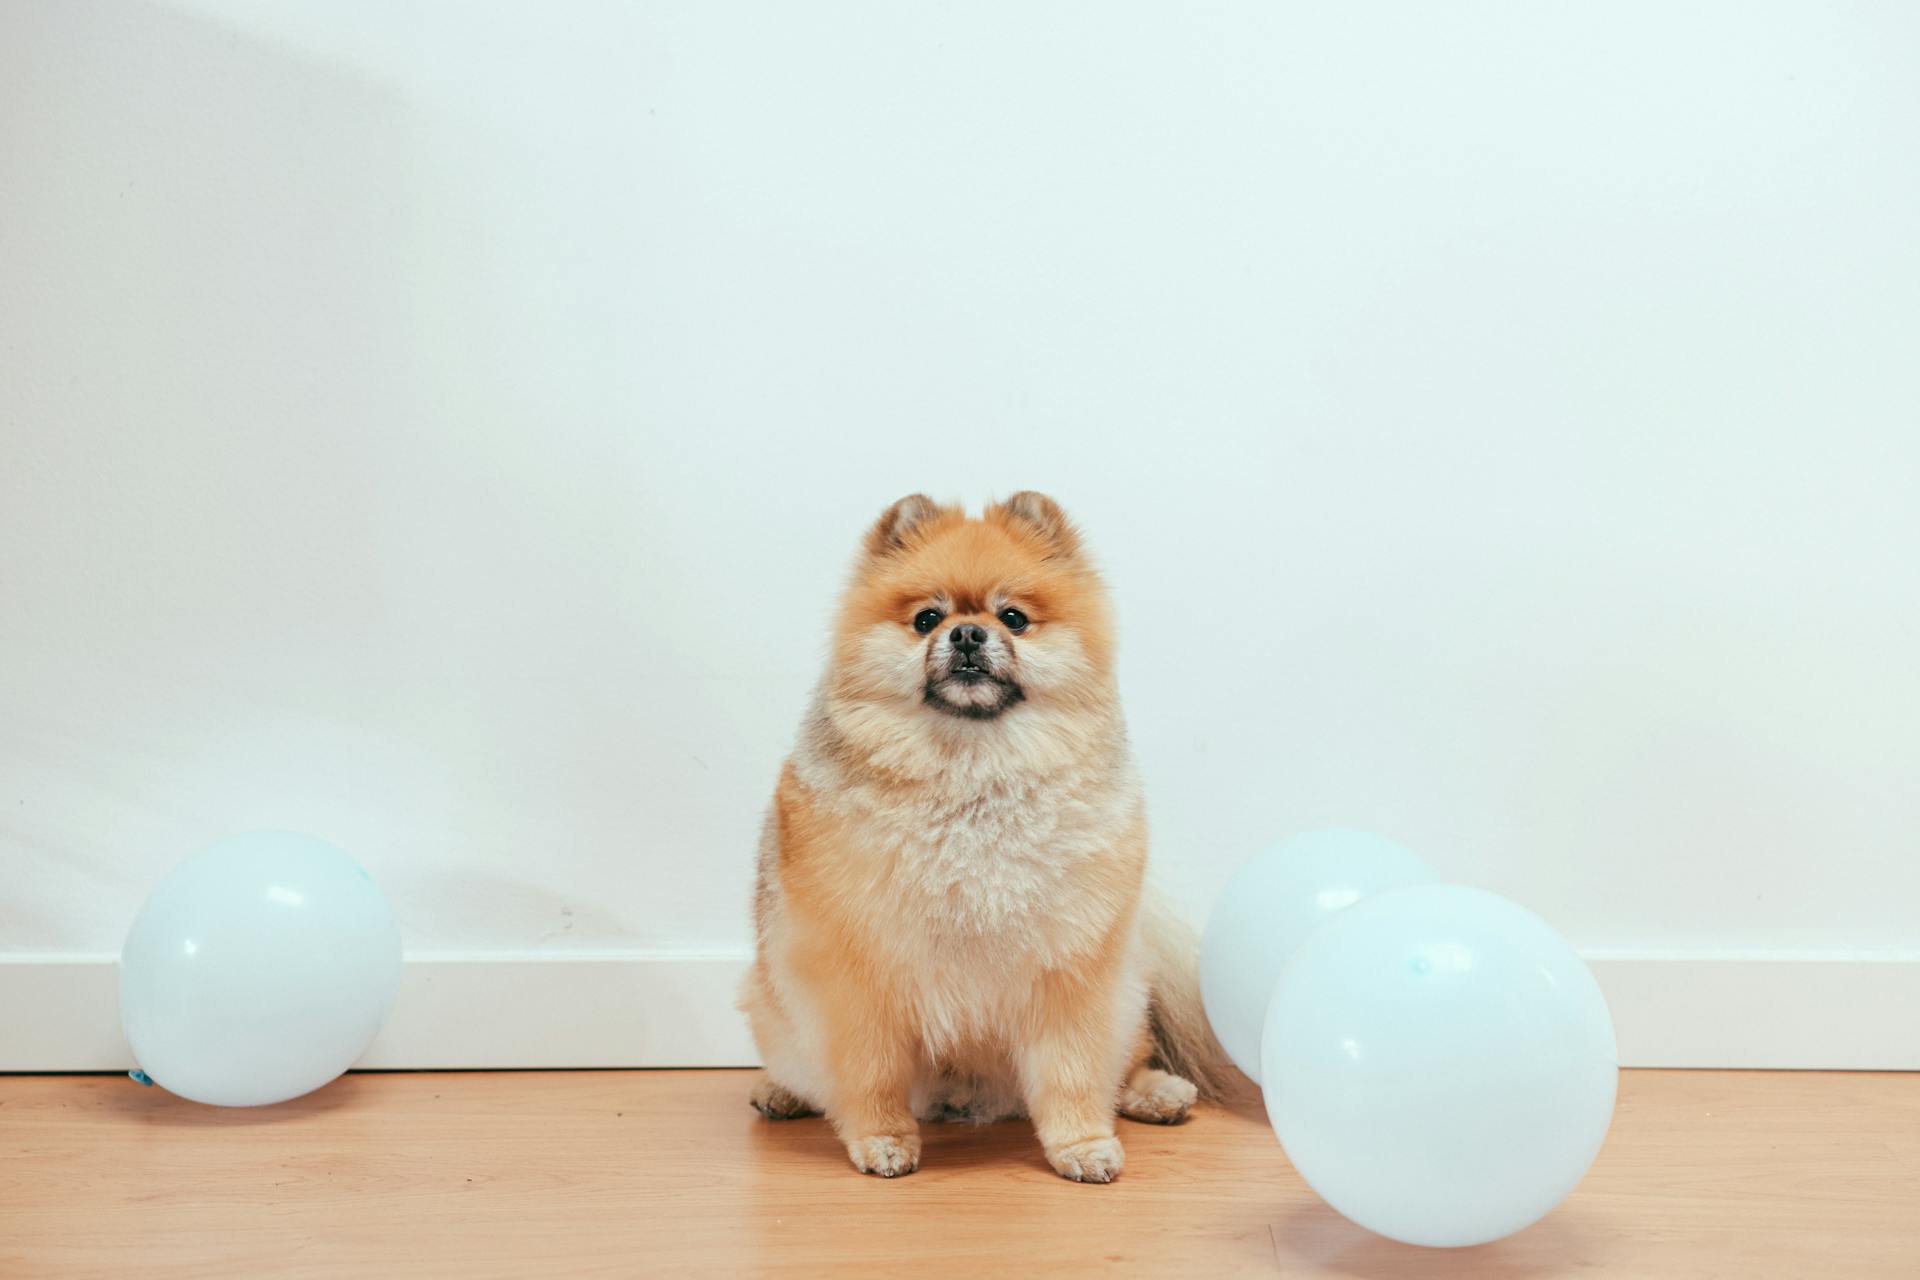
[999,608,1029,633]
[913,608,944,634]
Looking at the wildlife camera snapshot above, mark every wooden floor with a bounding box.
[1,1069,1915,1278]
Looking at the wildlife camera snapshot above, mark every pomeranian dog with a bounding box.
[739,492,1232,1182]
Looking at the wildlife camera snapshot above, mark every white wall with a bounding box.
[4,3,1917,1062]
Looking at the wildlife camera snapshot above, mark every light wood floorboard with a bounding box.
[2,1068,1915,1277]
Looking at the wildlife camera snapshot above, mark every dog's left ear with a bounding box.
[987,491,1082,558]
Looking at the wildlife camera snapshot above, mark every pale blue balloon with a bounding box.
[1261,885,1617,1248]
[1201,829,1436,1083]
[119,832,402,1106]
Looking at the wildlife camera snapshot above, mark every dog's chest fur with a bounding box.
[842,770,1140,1059]
[795,747,1141,972]
[774,699,1146,1060]
[882,774,1124,936]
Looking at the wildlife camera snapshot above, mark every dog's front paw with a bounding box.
[845,1132,921,1178]
[1047,1134,1125,1183]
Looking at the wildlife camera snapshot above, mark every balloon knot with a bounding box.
[129,1069,154,1087]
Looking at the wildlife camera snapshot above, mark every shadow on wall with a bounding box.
[3,1,754,955]
[0,0,423,948]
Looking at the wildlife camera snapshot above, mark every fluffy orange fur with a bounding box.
[739,492,1232,1182]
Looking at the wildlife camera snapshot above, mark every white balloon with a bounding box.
[119,832,403,1106]
[1262,885,1617,1248]
[1201,829,1435,1082]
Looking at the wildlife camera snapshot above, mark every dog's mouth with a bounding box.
[925,668,1023,719]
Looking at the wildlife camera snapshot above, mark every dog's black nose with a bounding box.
[950,624,988,654]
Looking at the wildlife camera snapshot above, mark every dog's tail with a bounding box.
[1140,891,1247,1102]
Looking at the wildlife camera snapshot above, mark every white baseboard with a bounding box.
[4,949,1917,1073]
[1579,949,1920,1070]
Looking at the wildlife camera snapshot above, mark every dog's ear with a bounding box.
[987,491,1081,558]
[864,493,952,557]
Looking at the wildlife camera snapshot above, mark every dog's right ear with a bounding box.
[863,493,950,557]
